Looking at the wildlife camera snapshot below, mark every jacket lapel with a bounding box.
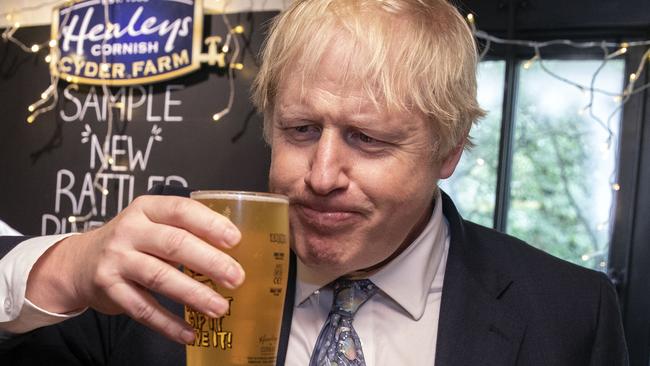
[435,192,526,366]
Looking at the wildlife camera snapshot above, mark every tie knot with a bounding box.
[331,279,377,317]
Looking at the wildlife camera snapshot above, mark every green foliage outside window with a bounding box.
[442,60,624,271]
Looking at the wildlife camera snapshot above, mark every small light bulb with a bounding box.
[613,95,622,102]
[629,73,637,81]
[102,188,109,196]
[27,115,35,123]
[233,25,244,34]
[107,157,115,165]
[213,108,229,121]
[222,45,229,53]
[68,216,77,223]
[28,105,35,112]
[476,158,485,166]
[620,47,627,54]
[48,39,57,48]
[523,59,535,69]
[44,54,52,63]
[14,22,20,29]
[100,64,110,72]
[230,63,244,70]
[466,13,475,23]
[581,254,589,261]
[66,76,73,82]
[5,14,12,21]
[31,44,40,52]
[612,183,621,191]
[41,92,48,99]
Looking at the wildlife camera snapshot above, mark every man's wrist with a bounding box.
[26,234,88,314]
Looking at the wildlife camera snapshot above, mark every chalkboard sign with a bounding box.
[0,12,276,235]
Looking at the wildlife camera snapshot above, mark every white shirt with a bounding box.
[0,220,21,236]
[0,191,450,366]
[286,189,449,365]
[0,234,83,340]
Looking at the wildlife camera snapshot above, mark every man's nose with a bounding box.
[304,130,350,195]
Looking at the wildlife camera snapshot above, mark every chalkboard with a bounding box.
[0,12,277,235]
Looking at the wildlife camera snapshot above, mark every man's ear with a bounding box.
[438,143,465,179]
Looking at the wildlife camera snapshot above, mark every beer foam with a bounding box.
[190,191,288,204]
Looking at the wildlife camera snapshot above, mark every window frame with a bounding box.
[474,9,650,363]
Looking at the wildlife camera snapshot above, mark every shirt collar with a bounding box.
[295,189,448,320]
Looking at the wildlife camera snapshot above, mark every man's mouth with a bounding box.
[292,201,365,232]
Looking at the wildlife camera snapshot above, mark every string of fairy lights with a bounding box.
[465,13,649,266]
[66,5,243,224]
[467,12,650,152]
[2,1,247,224]
[1,5,648,263]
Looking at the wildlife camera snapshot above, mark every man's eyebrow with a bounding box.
[276,109,311,120]
[275,103,319,119]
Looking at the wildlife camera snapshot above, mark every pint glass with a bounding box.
[185,191,290,366]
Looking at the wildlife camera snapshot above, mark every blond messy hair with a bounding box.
[252,0,485,159]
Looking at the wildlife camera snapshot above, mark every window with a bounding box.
[440,59,625,271]
[441,61,505,228]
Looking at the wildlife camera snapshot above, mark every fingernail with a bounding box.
[226,262,244,288]
[224,227,241,247]
[208,297,228,317]
[181,329,195,344]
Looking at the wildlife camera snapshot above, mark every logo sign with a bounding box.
[51,0,203,85]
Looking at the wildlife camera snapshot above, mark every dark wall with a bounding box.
[0,12,277,235]
[461,0,650,33]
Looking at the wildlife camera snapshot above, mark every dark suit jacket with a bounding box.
[0,185,628,365]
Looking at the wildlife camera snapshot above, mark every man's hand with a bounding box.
[26,195,245,344]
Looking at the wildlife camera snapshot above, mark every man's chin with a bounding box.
[293,239,355,274]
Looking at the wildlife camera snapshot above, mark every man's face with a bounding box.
[267,46,462,278]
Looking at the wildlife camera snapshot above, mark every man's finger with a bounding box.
[105,281,196,344]
[122,252,231,318]
[134,223,245,290]
[132,196,241,248]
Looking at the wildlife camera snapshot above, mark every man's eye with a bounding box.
[351,131,378,144]
[284,125,321,141]
[358,133,376,144]
[293,125,321,134]
[348,131,391,155]
[295,125,313,133]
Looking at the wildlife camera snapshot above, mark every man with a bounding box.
[0,0,628,365]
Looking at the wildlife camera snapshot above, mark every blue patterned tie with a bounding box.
[309,279,378,366]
